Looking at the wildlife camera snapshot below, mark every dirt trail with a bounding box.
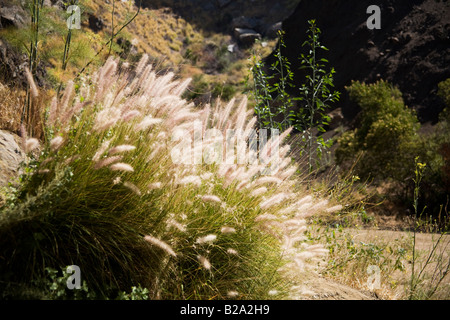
[296,228,449,300]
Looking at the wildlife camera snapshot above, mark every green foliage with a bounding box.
[294,20,340,171]
[23,265,150,300]
[42,266,94,300]
[336,80,420,182]
[248,21,339,172]
[437,78,450,108]
[183,74,236,102]
[250,30,295,131]
[117,284,150,300]
[212,82,236,101]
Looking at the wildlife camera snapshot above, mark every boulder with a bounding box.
[0,130,25,189]
[0,5,27,29]
[234,28,261,46]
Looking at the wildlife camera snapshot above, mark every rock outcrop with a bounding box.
[0,130,24,189]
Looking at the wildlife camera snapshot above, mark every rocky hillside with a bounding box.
[273,0,450,124]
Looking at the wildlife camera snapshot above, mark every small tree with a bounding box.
[294,20,340,171]
[248,21,339,172]
[250,30,295,131]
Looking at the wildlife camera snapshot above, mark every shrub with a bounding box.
[437,78,450,108]
[336,80,420,183]
[0,56,333,299]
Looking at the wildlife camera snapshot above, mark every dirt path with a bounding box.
[294,228,449,300]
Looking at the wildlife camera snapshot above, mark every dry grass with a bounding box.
[0,83,25,134]
[0,82,52,139]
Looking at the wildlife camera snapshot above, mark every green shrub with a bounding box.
[212,82,236,101]
[336,80,420,183]
[437,78,450,108]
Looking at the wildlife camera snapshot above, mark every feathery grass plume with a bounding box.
[60,81,74,115]
[93,107,121,131]
[227,248,238,255]
[278,166,297,180]
[61,100,90,126]
[220,226,236,234]
[252,176,282,187]
[48,96,58,126]
[108,145,136,155]
[95,57,118,101]
[144,235,177,257]
[110,162,134,172]
[200,195,222,204]
[136,116,163,131]
[24,67,39,98]
[260,193,292,210]
[232,97,248,132]
[178,175,202,186]
[39,157,54,168]
[200,172,213,180]
[196,234,217,244]
[171,110,199,125]
[296,195,313,207]
[123,181,142,196]
[121,110,141,122]
[308,199,329,213]
[217,98,236,130]
[93,139,112,162]
[25,138,40,153]
[166,218,186,232]
[295,201,314,218]
[148,182,162,190]
[147,72,175,97]
[268,290,279,296]
[50,136,64,152]
[255,214,279,222]
[2,54,340,300]
[171,78,192,97]
[197,255,211,270]
[64,155,80,165]
[251,187,268,197]
[236,180,249,190]
[135,53,149,77]
[325,205,343,213]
